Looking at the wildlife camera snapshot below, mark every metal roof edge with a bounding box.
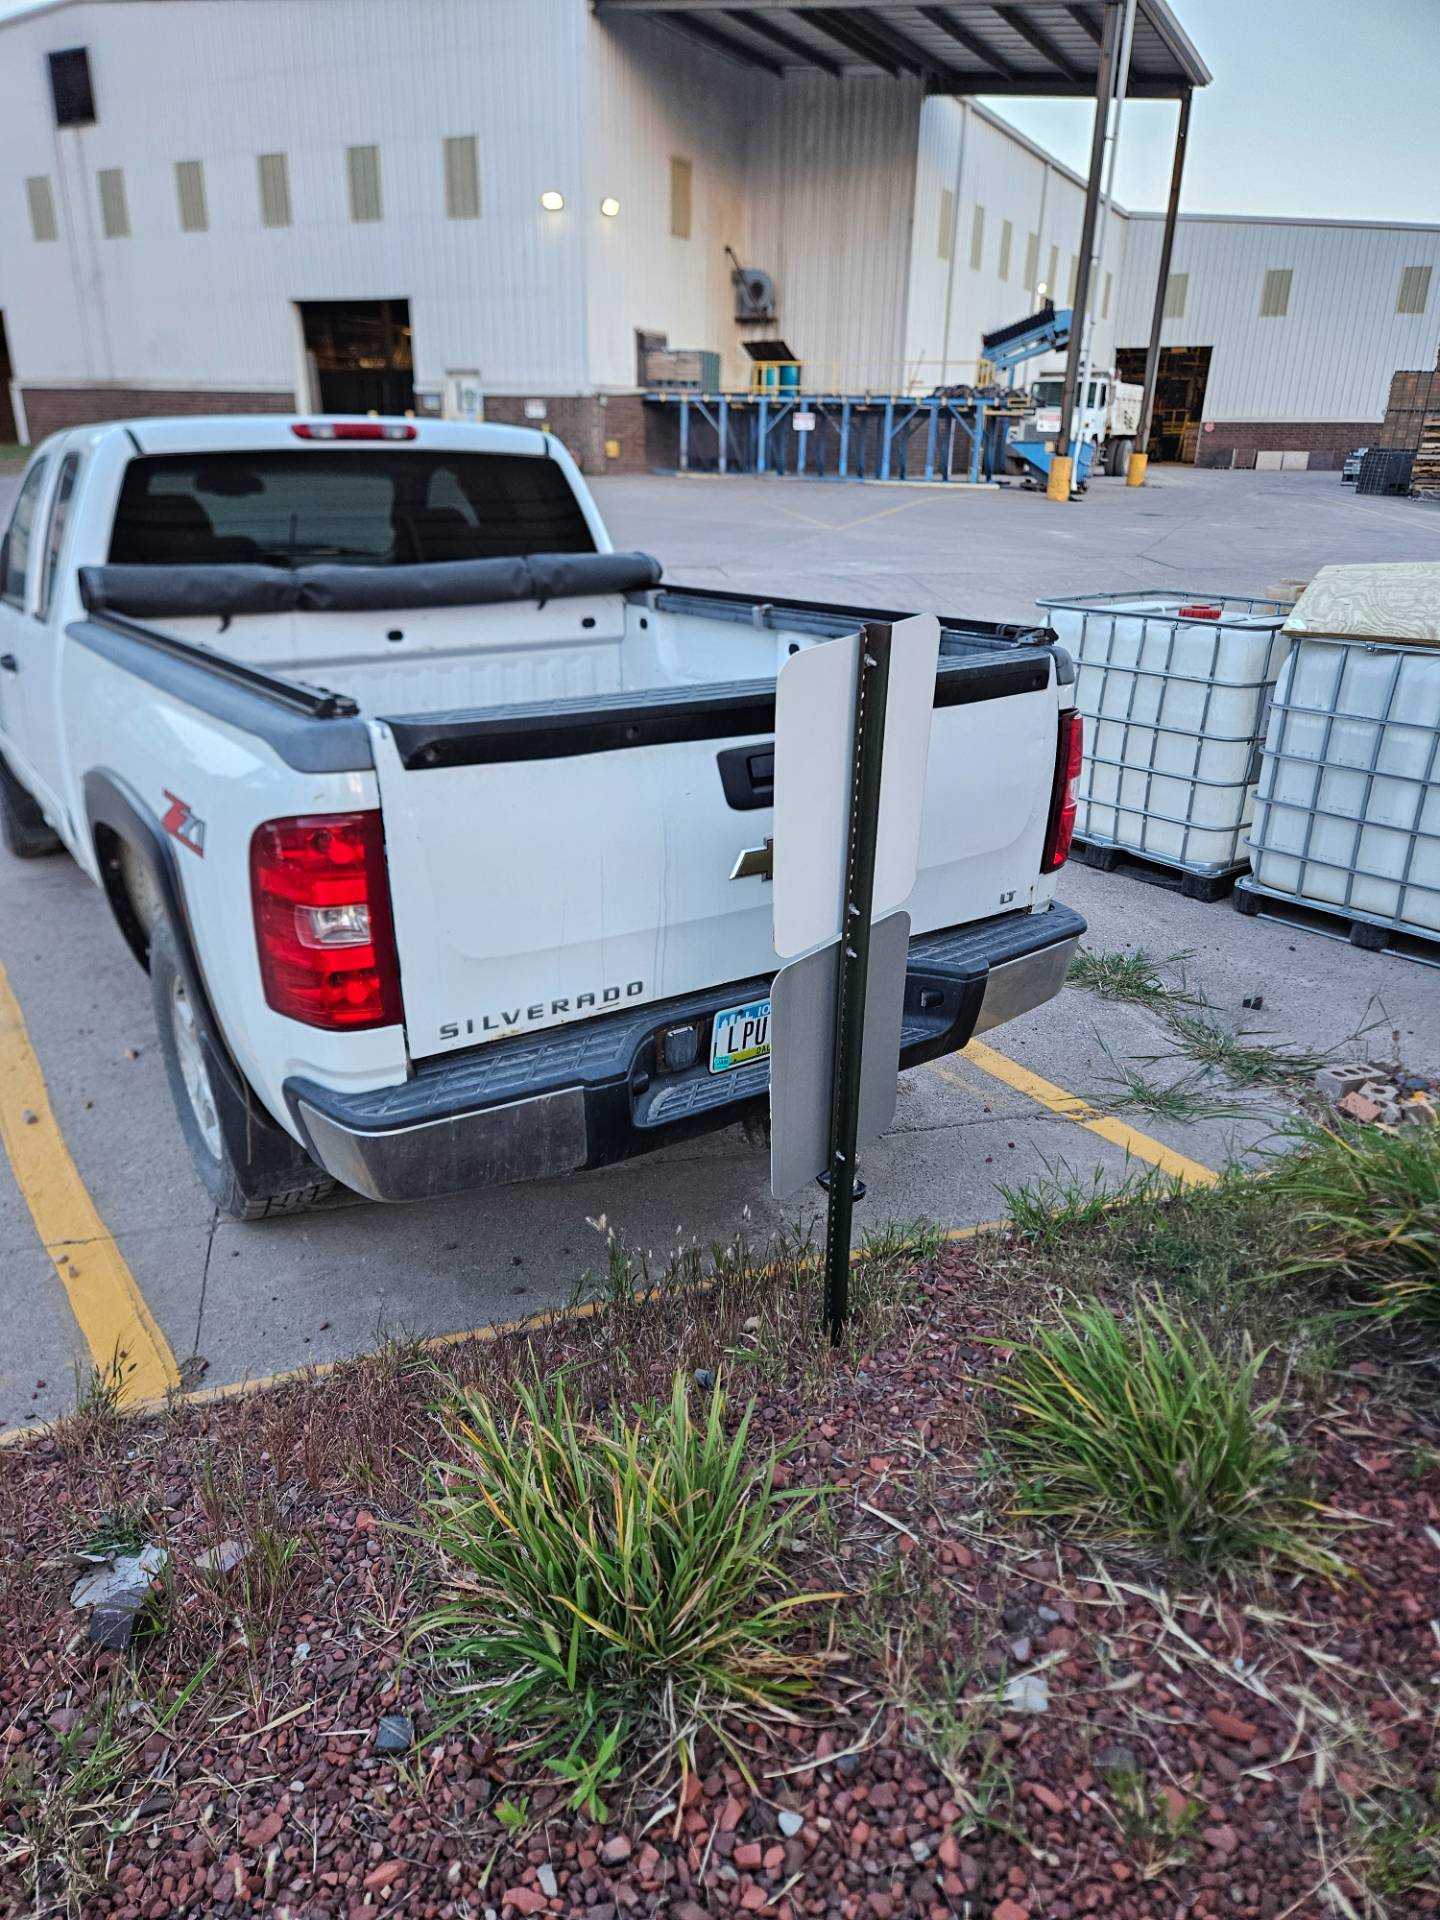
[1126,210,1440,234]
[1139,0,1212,88]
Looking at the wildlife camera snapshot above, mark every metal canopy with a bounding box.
[594,0,1209,98]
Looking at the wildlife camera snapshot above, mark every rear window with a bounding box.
[108,450,597,566]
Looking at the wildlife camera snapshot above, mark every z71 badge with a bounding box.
[160,790,206,857]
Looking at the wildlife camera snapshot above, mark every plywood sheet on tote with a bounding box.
[1285,563,1440,648]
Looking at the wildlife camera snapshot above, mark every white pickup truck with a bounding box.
[0,417,1084,1218]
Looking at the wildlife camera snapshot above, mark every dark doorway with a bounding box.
[0,314,19,445]
[1116,344,1213,462]
[297,298,414,416]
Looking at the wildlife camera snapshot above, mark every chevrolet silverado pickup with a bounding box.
[0,417,1084,1217]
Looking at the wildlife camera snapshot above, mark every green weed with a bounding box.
[1269,1120,1440,1323]
[1067,947,1198,1013]
[418,1369,837,1813]
[990,1294,1340,1573]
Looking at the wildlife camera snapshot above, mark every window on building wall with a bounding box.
[1163,271,1188,320]
[1259,268,1291,318]
[444,136,480,219]
[938,187,954,260]
[1046,244,1059,299]
[258,152,292,228]
[1023,231,1039,292]
[97,168,129,239]
[1067,253,1078,303]
[970,203,985,271]
[26,176,59,242]
[999,219,1013,281]
[1102,269,1112,318]
[670,156,692,239]
[48,48,95,127]
[347,145,382,223]
[175,160,208,233]
[1397,265,1433,315]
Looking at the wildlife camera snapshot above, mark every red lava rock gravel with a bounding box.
[1,1248,1437,1918]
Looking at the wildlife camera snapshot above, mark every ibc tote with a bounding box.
[1240,563,1440,948]
[1036,592,1293,887]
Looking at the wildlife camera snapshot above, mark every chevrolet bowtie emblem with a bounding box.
[730,837,773,883]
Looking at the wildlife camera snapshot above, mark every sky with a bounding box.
[980,0,1440,222]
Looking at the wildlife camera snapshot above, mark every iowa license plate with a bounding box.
[709,997,771,1074]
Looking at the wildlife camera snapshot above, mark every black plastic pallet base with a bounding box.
[1073,836,1240,904]
[1232,881,1440,968]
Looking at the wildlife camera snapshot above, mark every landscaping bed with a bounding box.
[2,1146,1439,1920]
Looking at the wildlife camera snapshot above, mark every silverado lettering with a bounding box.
[438,980,646,1043]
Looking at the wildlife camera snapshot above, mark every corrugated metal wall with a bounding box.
[2,0,1436,425]
[904,100,1128,391]
[0,0,594,399]
[1115,215,1440,423]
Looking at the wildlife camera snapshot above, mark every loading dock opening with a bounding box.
[1116,344,1211,461]
[298,298,415,416]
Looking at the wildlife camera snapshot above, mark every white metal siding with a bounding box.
[904,100,1126,389]
[1115,215,1440,423]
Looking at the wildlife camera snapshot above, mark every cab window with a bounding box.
[1,458,50,608]
[40,453,81,620]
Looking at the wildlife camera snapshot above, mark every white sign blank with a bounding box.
[771,613,941,960]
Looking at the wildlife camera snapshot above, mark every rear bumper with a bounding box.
[286,902,1084,1203]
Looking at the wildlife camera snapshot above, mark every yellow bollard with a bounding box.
[1046,454,1073,501]
[1126,450,1148,487]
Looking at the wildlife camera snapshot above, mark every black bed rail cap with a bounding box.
[77,551,663,620]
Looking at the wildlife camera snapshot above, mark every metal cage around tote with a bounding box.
[1037,592,1294,877]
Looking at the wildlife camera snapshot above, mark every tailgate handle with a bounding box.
[717,742,774,811]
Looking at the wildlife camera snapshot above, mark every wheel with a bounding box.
[149,921,335,1220]
[1108,436,1134,478]
[0,753,62,859]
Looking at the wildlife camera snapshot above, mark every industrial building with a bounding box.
[1,0,1437,475]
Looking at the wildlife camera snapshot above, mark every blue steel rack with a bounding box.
[642,390,1019,484]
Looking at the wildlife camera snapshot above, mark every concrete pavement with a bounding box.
[2,464,1437,1428]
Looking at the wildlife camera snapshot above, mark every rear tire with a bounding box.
[149,922,336,1220]
[0,753,63,859]
[1108,436,1134,478]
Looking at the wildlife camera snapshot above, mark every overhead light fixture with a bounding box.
[540,189,565,213]
[600,196,620,218]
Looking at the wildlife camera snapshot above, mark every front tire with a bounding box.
[1108,436,1134,478]
[0,753,62,859]
[149,922,336,1220]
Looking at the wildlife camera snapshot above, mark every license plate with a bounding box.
[710,997,771,1074]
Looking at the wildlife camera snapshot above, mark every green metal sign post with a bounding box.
[821,622,892,1341]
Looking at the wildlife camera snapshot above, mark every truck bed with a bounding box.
[74,557,1069,1064]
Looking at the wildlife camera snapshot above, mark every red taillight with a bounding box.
[250,812,402,1030]
[291,421,417,441]
[1042,710,1084,874]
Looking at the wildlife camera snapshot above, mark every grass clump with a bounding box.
[1269,1120,1440,1324]
[1067,946,1197,1013]
[419,1369,835,1814]
[991,1295,1338,1573]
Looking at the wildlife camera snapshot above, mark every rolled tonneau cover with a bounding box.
[77,551,664,619]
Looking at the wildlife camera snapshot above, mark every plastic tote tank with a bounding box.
[1241,563,1440,946]
[1037,592,1293,879]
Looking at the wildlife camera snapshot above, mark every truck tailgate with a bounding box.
[371,649,1057,1062]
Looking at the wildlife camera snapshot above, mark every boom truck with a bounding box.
[981,304,1142,487]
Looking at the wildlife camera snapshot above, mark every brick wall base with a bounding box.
[480,393,651,476]
[21,386,295,444]
[1195,420,1381,472]
[19,384,663,476]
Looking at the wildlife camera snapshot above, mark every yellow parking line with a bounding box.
[935,1040,1219,1188]
[0,959,178,1403]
